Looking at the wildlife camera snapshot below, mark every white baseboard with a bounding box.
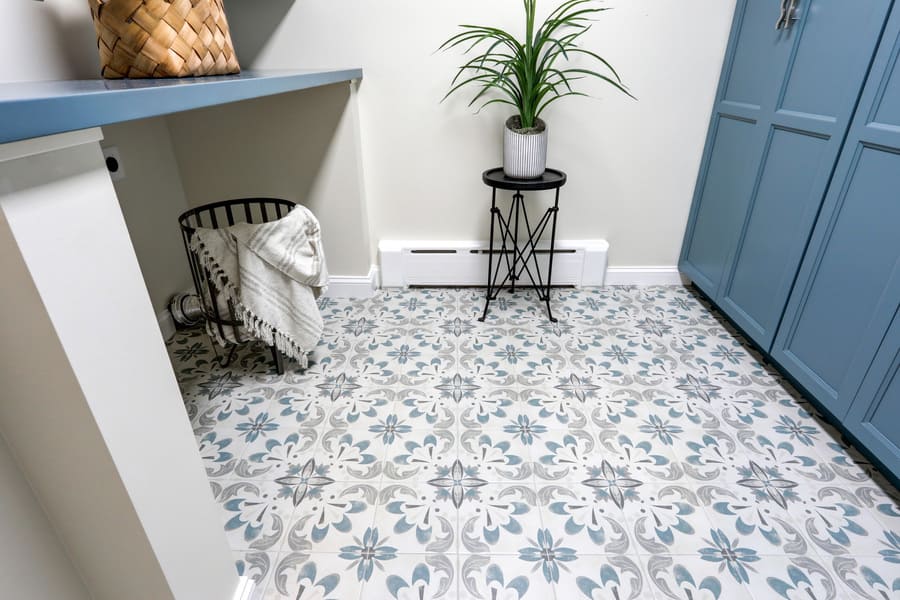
[603,266,685,286]
[157,308,176,341]
[325,265,379,298]
[379,240,608,288]
[232,576,254,600]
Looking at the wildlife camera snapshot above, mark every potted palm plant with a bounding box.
[440,0,632,179]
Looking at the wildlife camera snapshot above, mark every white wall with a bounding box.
[1,3,193,311]
[0,0,98,82]
[0,131,238,600]
[0,433,90,600]
[228,0,736,267]
[0,195,171,600]
[103,119,194,311]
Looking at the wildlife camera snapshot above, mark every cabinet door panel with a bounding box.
[682,116,758,292]
[780,0,890,118]
[718,129,828,345]
[721,0,793,108]
[716,0,892,349]
[845,313,900,477]
[681,0,891,337]
[681,0,793,296]
[773,10,900,420]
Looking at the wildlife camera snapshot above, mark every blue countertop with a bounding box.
[0,68,363,144]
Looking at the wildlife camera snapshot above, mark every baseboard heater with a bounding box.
[379,240,609,288]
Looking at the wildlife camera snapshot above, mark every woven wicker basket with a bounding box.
[88,0,240,79]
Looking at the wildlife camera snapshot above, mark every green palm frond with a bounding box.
[439,0,633,129]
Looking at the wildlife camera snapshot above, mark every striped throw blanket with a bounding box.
[189,205,328,368]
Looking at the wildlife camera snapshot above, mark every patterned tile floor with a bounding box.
[167,286,900,600]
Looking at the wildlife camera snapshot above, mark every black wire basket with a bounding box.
[178,198,297,373]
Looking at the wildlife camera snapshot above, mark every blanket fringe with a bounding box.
[189,235,310,369]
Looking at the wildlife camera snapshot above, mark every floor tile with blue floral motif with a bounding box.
[168,286,900,599]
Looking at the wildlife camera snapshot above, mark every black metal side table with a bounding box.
[480,167,567,322]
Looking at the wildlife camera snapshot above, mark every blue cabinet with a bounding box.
[772,7,900,421]
[680,0,891,349]
[845,313,900,478]
[680,1,900,480]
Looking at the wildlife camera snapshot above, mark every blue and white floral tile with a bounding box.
[457,289,546,326]
[233,550,276,599]
[535,482,633,555]
[593,427,684,483]
[457,349,519,389]
[383,429,458,483]
[470,424,547,471]
[195,428,245,479]
[167,286,900,599]
[366,288,457,327]
[531,428,598,485]
[307,370,379,407]
[515,387,590,430]
[269,386,331,429]
[395,388,457,429]
[737,432,840,486]
[324,387,400,430]
[743,554,852,600]
[459,553,554,600]
[695,484,813,556]
[623,483,719,556]
[276,356,354,391]
[457,483,541,555]
[457,388,521,430]
[458,429,534,484]
[232,422,319,481]
[192,383,272,430]
[308,428,388,483]
[504,322,570,357]
[551,552,648,600]
[375,481,458,554]
[586,388,651,432]
[361,552,458,600]
[668,428,757,485]
[859,485,900,532]
[829,552,900,599]
[819,439,884,484]
[786,485,893,558]
[281,481,378,554]
[217,479,298,552]
[262,552,365,600]
[643,553,755,600]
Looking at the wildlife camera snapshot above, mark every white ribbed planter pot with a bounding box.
[503,116,547,179]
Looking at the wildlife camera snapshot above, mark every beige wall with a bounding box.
[167,83,373,275]
[0,0,736,274]
[227,0,736,267]
[103,119,194,311]
[0,433,90,600]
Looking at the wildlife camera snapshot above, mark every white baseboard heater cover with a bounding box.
[379,240,609,288]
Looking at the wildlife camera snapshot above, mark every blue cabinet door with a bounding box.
[680,0,891,349]
[772,7,900,420]
[845,311,900,479]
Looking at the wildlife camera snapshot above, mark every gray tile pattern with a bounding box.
[168,286,900,599]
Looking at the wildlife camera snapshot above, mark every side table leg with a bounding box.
[510,191,522,292]
[479,189,498,322]
[544,189,561,322]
